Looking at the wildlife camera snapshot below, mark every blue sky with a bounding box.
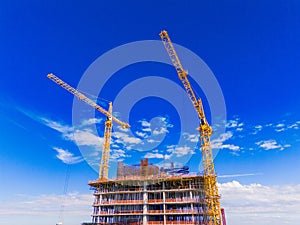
[0,1,300,225]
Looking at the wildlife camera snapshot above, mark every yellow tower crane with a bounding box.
[47,73,130,180]
[159,31,222,225]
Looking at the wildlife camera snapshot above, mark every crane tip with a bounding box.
[159,30,168,36]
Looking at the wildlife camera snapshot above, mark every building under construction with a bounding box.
[83,159,226,225]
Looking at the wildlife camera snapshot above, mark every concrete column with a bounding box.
[163,181,166,225]
[99,194,102,204]
[190,181,195,223]
[190,190,195,222]
[143,181,147,225]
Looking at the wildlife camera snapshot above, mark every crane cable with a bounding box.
[76,89,111,105]
[57,164,71,225]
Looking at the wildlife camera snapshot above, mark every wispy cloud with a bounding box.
[108,116,175,159]
[39,117,104,149]
[226,118,244,132]
[135,131,148,138]
[210,131,240,152]
[183,133,198,143]
[113,131,142,145]
[41,117,72,133]
[153,127,168,135]
[140,120,151,132]
[226,120,238,128]
[80,118,103,126]
[219,173,261,178]
[67,129,103,148]
[221,116,299,154]
[219,181,300,225]
[257,121,299,133]
[251,125,263,134]
[53,147,84,164]
[255,139,290,151]
[110,149,126,160]
[144,152,166,159]
[288,123,299,129]
[0,193,93,216]
[137,116,174,136]
[275,123,286,132]
[36,116,105,163]
[167,145,195,157]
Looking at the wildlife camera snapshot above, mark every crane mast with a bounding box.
[99,102,113,181]
[159,30,222,225]
[47,73,130,180]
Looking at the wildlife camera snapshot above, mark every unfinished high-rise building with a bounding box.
[82,159,226,225]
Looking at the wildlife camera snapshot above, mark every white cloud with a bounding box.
[275,128,286,132]
[152,116,173,135]
[113,131,142,144]
[251,124,264,135]
[144,152,166,159]
[166,145,176,153]
[287,123,299,130]
[147,139,159,143]
[53,147,84,164]
[135,131,148,138]
[0,192,93,216]
[219,181,300,225]
[140,120,152,132]
[210,132,240,152]
[220,144,240,151]
[211,132,230,146]
[276,123,285,128]
[80,118,103,126]
[110,149,126,160]
[226,118,244,131]
[255,140,287,151]
[141,127,152,132]
[168,146,195,157]
[183,133,199,143]
[141,120,150,127]
[41,117,72,133]
[66,129,103,148]
[218,173,259,178]
[41,117,103,149]
[226,119,239,128]
[153,127,168,135]
[255,125,263,130]
[215,132,233,142]
[274,123,287,132]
